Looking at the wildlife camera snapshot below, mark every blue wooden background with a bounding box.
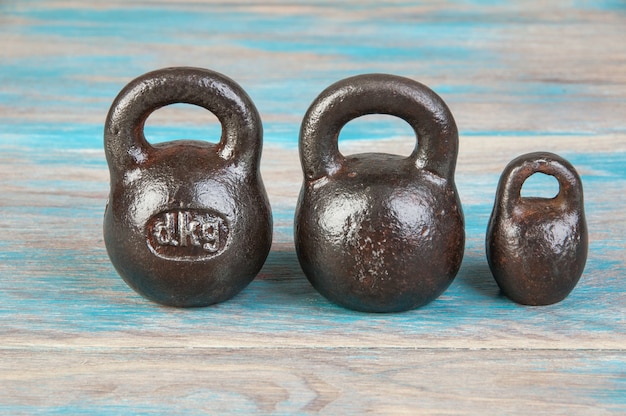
[0,1,624,414]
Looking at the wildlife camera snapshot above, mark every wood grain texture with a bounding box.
[0,348,624,415]
[0,0,625,414]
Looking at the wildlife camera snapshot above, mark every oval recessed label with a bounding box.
[146,209,230,260]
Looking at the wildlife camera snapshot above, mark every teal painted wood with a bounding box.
[1,348,624,414]
[0,0,625,413]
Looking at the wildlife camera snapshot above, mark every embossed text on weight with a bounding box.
[152,211,222,252]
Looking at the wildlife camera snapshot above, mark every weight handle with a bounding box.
[104,67,262,175]
[299,73,459,181]
[498,152,583,213]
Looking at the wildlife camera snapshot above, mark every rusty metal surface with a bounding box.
[295,74,465,313]
[103,67,272,307]
[486,152,588,306]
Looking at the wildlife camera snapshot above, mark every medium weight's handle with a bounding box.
[299,73,459,181]
[104,67,262,177]
[497,152,584,214]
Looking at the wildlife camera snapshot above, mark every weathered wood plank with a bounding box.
[1,1,625,134]
[0,347,624,415]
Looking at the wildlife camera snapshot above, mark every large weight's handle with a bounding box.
[300,73,459,181]
[497,152,584,214]
[105,67,262,176]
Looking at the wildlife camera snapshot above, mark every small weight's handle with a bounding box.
[104,67,262,176]
[497,152,584,214]
[299,73,459,181]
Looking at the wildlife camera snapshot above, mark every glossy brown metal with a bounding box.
[486,152,588,306]
[295,74,465,313]
[104,67,272,307]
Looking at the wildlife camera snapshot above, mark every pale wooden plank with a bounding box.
[0,347,623,415]
[1,0,625,134]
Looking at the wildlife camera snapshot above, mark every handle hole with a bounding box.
[338,114,416,157]
[521,172,560,199]
[143,103,221,145]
